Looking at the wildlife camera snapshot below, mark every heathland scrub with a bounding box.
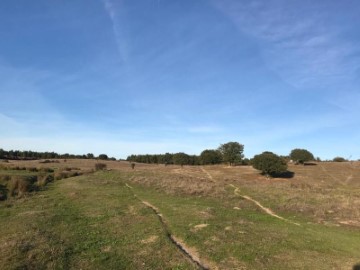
[0,167,359,269]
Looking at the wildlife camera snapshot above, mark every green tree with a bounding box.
[200,149,222,165]
[218,142,244,166]
[98,154,108,160]
[333,156,346,162]
[290,149,314,164]
[173,152,190,166]
[252,152,288,177]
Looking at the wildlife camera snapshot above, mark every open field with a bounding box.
[0,159,359,269]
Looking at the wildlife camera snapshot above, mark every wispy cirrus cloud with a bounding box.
[102,0,129,62]
[212,0,360,89]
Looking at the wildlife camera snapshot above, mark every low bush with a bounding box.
[95,163,107,171]
[8,176,38,197]
[37,174,54,187]
[0,175,11,182]
[0,184,8,200]
[39,167,54,173]
[252,151,288,178]
[54,172,69,180]
[333,157,346,162]
[26,167,38,172]
[0,165,9,170]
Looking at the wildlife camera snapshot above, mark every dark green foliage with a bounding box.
[98,154,108,160]
[242,158,251,165]
[333,157,346,162]
[0,184,8,200]
[0,148,110,161]
[126,152,200,165]
[252,152,288,177]
[172,152,190,165]
[39,167,55,173]
[290,149,315,164]
[95,163,107,171]
[40,159,60,164]
[200,149,222,165]
[217,142,244,166]
[27,167,38,172]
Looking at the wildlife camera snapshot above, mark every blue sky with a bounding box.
[0,0,359,160]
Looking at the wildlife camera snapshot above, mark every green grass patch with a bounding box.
[1,169,359,270]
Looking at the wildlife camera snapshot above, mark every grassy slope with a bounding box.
[132,180,360,269]
[0,172,195,270]
[0,165,359,269]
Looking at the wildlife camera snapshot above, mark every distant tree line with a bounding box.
[0,148,115,161]
[127,142,247,166]
[126,153,201,165]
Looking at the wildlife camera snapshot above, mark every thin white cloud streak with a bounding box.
[212,0,360,89]
[102,0,128,62]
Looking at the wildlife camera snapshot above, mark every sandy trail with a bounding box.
[200,167,214,182]
[319,164,342,183]
[125,183,213,270]
[230,184,300,226]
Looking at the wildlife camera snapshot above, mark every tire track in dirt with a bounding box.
[200,167,214,182]
[230,184,300,226]
[125,183,214,270]
[319,164,342,183]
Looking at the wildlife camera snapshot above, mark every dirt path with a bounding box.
[230,184,300,226]
[319,164,342,183]
[200,167,214,182]
[125,183,214,270]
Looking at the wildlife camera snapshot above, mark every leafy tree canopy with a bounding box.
[200,149,222,165]
[172,152,190,165]
[252,151,288,177]
[290,149,314,164]
[98,154,109,160]
[218,142,244,166]
[333,156,346,162]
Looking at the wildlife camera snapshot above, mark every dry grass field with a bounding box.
[0,159,359,269]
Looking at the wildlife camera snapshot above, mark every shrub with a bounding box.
[252,152,288,178]
[218,142,244,166]
[95,163,107,171]
[8,176,37,197]
[37,174,53,187]
[0,175,11,182]
[333,157,346,162]
[290,149,314,164]
[0,184,8,200]
[131,163,135,169]
[98,154,108,160]
[26,167,38,172]
[242,158,251,165]
[39,167,54,173]
[54,171,69,180]
[200,150,222,165]
[69,171,82,177]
